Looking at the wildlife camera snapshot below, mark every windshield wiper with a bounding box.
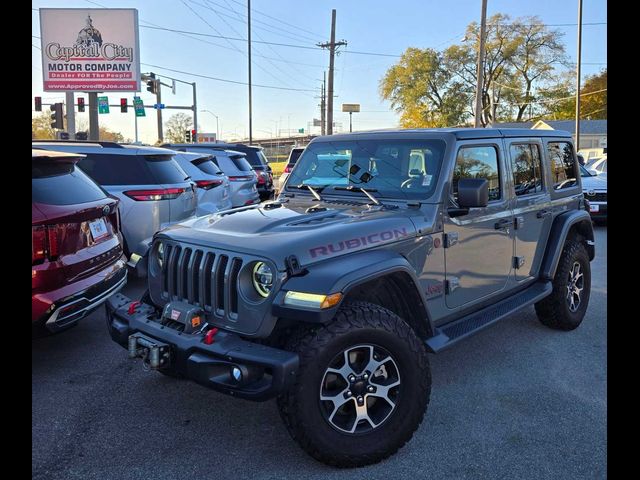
[294,184,323,201]
[334,186,381,206]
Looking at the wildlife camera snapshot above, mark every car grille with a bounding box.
[161,244,243,319]
[584,191,606,202]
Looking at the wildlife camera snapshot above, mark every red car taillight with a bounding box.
[228,175,254,182]
[123,188,185,201]
[32,226,47,264]
[284,165,292,173]
[195,179,224,190]
[32,225,62,265]
[257,172,266,184]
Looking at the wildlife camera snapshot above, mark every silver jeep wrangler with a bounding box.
[107,128,594,467]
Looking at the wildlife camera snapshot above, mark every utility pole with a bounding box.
[192,82,198,143]
[575,0,583,151]
[318,9,347,135]
[248,0,253,143]
[474,0,488,128]
[321,72,326,135]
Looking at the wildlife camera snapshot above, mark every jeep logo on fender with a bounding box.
[309,228,409,258]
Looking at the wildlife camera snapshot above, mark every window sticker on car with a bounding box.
[422,175,433,186]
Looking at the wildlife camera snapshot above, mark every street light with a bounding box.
[200,110,220,142]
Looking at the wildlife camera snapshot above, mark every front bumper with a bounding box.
[105,293,299,401]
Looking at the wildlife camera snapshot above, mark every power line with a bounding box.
[141,62,315,92]
[32,43,41,50]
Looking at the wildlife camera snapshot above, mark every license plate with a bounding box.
[590,204,600,213]
[89,218,108,241]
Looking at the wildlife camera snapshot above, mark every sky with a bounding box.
[32,0,607,144]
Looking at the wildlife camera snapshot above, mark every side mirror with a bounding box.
[458,178,489,208]
[409,168,423,176]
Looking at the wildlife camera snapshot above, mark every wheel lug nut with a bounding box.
[363,373,369,380]
[346,390,352,397]
[367,386,374,392]
[357,396,363,404]
[348,375,355,382]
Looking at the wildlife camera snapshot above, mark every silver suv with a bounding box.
[32,141,197,276]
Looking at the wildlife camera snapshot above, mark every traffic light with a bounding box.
[146,73,157,94]
[191,129,197,143]
[185,130,192,142]
[120,98,128,113]
[50,103,64,130]
[34,96,42,112]
[77,97,85,112]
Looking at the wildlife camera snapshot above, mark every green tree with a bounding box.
[380,14,571,127]
[32,113,56,139]
[380,48,469,127]
[546,69,607,120]
[165,113,193,143]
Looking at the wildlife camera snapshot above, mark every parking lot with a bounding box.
[32,226,606,480]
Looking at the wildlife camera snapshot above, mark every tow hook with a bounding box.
[128,333,170,370]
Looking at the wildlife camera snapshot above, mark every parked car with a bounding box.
[32,148,127,334]
[580,164,607,223]
[585,155,607,178]
[277,146,305,193]
[172,152,233,215]
[32,141,197,277]
[164,145,260,208]
[107,127,594,467]
[163,143,274,200]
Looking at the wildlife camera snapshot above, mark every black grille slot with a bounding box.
[167,246,181,299]
[178,248,191,300]
[202,253,215,310]
[215,255,229,312]
[189,250,203,303]
[162,244,172,294]
[585,192,606,202]
[229,258,243,315]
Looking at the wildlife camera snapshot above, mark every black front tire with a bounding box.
[535,240,591,331]
[277,301,431,467]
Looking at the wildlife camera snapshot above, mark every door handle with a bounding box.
[494,218,512,230]
[536,209,552,218]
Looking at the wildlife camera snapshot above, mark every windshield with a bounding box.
[285,138,446,199]
[579,165,593,177]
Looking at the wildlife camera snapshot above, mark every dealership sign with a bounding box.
[39,8,140,92]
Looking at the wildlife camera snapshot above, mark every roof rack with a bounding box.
[31,139,124,148]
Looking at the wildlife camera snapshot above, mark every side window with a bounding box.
[452,146,500,202]
[547,141,578,190]
[509,144,544,196]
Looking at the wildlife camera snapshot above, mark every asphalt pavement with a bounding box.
[32,226,607,480]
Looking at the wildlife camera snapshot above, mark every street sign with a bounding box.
[342,103,360,113]
[153,103,165,109]
[98,96,110,114]
[312,118,322,127]
[133,96,145,117]
[298,128,304,133]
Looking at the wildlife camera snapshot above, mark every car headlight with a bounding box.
[252,262,273,297]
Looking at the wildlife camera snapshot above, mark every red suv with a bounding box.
[32,149,127,334]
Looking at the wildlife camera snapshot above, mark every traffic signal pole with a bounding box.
[88,92,99,141]
[156,79,163,143]
[65,91,76,139]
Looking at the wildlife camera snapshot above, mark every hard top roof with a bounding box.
[31,140,176,156]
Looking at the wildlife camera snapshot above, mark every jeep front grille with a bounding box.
[585,191,606,202]
[162,244,242,319]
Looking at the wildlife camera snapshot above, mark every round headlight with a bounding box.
[252,262,273,298]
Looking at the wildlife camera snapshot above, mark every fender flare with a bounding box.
[271,250,434,337]
[540,210,595,281]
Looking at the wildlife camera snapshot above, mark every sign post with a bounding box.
[341,103,360,133]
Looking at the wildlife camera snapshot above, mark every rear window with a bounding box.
[192,157,223,175]
[234,148,265,167]
[288,149,304,166]
[215,154,253,172]
[32,161,107,205]
[77,153,187,185]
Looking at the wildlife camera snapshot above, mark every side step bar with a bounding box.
[425,281,552,353]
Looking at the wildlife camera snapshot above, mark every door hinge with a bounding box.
[513,256,525,269]
[443,232,458,248]
[446,277,460,294]
[514,216,524,229]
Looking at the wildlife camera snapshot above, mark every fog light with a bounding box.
[231,366,242,382]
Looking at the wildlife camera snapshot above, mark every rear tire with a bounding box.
[535,240,591,331]
[277,301,431,467]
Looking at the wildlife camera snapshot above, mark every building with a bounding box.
[493,119,607,152]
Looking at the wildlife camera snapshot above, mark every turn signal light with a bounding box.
[124,188,185,201]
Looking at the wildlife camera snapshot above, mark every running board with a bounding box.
[425,281,552,353]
